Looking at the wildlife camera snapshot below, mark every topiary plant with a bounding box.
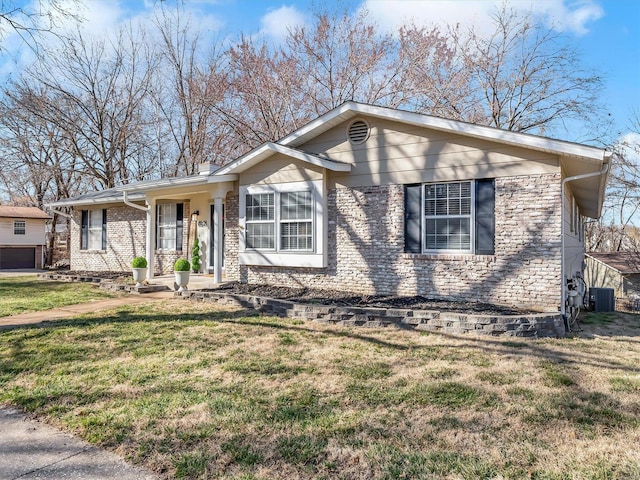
[131,256,147,268]
[191,238,201,273]
[174,258,191,272]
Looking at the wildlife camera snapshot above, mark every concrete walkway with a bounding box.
[0,291,174,331]
[0,407,159,480]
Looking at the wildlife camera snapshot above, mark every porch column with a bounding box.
[146,197,156,279]
[213,196,223,283]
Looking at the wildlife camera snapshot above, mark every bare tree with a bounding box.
[152,5,228,175]
[0,0,81,52]
[450,5,605,137]
[586,110,640,252]
[12,25,159,189]
[285,8,408,114]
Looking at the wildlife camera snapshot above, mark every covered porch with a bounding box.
[119,168,236,284]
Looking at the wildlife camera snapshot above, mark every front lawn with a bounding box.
[1,298,639,479]
[0,275,117,316]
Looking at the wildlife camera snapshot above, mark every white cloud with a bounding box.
[360,0,604,37]
[259,5,306,42]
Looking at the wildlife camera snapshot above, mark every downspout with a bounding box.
[123,192,154,279]
[123,191,149,212]
[561,157,611,317]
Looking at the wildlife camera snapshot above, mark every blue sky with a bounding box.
[6,0,640,142]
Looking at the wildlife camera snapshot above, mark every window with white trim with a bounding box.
[245,191,313,251]
[88,210,103,250]
[245,193,275,249]
[280,192,312,250]
[13,220,26,235]
[157,203,177,250]
[424,181,472,252]
[239,180,326,268]
[405,179,495,255]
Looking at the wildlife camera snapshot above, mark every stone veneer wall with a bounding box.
[70,203,190,274]
[225,173,562,310]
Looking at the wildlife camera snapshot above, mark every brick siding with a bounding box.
[225,173,562,311]
[70,203,191,274]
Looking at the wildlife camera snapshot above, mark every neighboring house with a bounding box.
[46,102,610,313]
[585,252,640,299]
[0,205,51,269]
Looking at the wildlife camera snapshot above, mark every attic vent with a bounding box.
[347,120,370,144]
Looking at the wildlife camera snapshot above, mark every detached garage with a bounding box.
[0,206,50,270]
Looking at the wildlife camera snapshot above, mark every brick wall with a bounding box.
[225,173,562,311]
[70,203,191,274]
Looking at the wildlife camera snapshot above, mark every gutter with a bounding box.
[123,191,149,212]
[47,208,73,219]
[560,154,611,317]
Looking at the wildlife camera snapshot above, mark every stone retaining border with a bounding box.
[37,273,169,294]
[178,290,565,338]
[36,273,565,337]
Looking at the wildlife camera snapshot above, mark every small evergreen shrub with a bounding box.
[191,238,201,273]
[174,258,191,272]
[131,256,147,268]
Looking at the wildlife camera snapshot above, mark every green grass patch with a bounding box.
[610,376,640,393]
[0,294,639,479]
[540,361,574,387]
[0,276,116,316]
[580,312,616,325]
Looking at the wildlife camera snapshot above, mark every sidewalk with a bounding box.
[0,290,174,479]
[0,291,174,331]
[0,407,159,480]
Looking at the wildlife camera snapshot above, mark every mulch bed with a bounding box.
[206,282,533,315]
[50,272,534,315]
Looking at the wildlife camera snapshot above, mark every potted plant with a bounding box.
[131,256,147,287]
[191,238,201,273]
[174,258,191,292]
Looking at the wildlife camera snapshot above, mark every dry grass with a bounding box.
[1,298,639,479]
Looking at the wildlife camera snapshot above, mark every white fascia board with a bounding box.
[270,143,351,171]
[280,101,608,163]
[119,175,207,192]
[206,174,238,183]
[215,142,350,175]
[46,192,146,208]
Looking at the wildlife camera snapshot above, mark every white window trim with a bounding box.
[88,209,103,250]
[422,180,475,254]
[239,179,326,268]
[157,203,177,251]
[13,220,26,235]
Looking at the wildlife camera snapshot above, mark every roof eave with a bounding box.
[281,101,608,163]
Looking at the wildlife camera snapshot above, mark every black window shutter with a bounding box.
[404,185,422,253]
[475,179,495,255]
[101,209,107,250]
[81,210,88,250]
[176,203,184,251]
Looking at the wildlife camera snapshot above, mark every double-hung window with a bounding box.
[280,192,312,250]
[405,179,495,255]
[240,180,325,268]
[13,221,26,235]
[424,182,472,251]
[245,193,275,249]
[245,191,313,251]
[157,203,177,250]
[80,209,106,250]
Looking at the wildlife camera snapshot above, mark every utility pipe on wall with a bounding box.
[560,158,611,317]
